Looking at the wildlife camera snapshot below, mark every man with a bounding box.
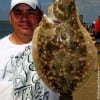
[0,0,59,99]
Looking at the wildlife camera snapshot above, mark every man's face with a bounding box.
[9,3,42,39]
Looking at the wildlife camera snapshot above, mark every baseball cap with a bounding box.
[10,0,41,11]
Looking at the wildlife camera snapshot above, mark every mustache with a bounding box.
[18,21,32,26]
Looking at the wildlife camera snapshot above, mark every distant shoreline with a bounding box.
[0,20,9,24]
[0,20,12,39]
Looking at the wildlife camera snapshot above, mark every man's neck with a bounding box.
[9,33,32,45]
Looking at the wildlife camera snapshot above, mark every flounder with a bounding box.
[32,0,97,99]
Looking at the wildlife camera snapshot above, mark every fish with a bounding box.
[32,0,97,98]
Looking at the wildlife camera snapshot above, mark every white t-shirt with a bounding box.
[11,46,59,100]
[0,34,32,99]
[0,34,59,100]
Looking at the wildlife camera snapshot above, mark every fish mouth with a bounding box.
[53,20,61,24]
[44,14,61,25]
[48,16,61,25]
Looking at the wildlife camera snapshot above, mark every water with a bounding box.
[0,21,12,39]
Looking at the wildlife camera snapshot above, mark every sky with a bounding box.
[0,0,100,23]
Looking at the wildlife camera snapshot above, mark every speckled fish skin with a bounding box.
[32,0,97,94]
